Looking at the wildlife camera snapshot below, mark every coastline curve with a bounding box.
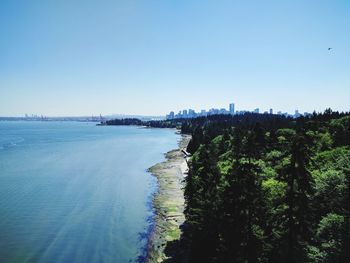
[146,134,191,262]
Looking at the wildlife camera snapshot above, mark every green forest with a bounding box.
[106,110,350,262]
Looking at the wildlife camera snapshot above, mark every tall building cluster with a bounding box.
[166,103,310,120]
[166,103,236,120]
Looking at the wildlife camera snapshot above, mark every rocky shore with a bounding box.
[146,134,191,263]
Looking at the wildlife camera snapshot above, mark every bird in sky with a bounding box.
[328,47,332,50]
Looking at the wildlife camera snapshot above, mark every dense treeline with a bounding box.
[104,111,350,262]
[104,118,144,126]
[104,118,181,128]
[165,109,350,263]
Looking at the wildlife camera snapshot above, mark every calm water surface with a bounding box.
[0,121,179,263]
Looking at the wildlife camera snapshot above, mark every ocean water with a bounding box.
[0,121,179,263]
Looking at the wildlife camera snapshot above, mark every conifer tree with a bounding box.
[282,132,314,263]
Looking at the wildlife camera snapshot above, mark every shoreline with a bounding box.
[146,133,191,263]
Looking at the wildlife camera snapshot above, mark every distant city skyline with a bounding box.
[1,1,349,116]
[166,102,309,120]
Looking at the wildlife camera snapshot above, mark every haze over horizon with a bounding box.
[1,0,349,117]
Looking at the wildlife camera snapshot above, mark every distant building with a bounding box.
[188,109,196,118]
[209,108,219,115]
[229,103,235,115]
[176,110,182,119]
[269,108,273,114]
[220,108,227,114]
[254,108,260,114]
[166,111,175,120]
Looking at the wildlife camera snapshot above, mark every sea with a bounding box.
[0,121,179,263]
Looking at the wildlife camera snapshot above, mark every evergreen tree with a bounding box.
[281,132,314,263]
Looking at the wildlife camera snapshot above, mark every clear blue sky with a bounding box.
[0,0,349,116]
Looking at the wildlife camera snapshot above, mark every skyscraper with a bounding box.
[229,103,235,114]
[188,109,195,118]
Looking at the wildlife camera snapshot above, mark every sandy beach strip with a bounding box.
[146,134,191,263]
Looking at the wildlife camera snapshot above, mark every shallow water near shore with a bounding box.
[0,121,179,263]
